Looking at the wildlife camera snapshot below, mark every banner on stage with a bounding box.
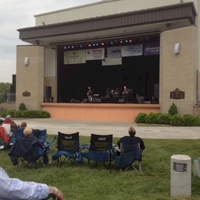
[107,46,121,58]
[64,50,86,64]
[102,57,122,66]
[121,44,143,57]
[144,42,160,55]
[86,48,105,60]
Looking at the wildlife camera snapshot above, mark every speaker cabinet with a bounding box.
[12,74,16,85]
[45,86,52,98]
[154,84,159,98]
[10,84,16,93]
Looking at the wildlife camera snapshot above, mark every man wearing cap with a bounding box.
[4,115,18,133]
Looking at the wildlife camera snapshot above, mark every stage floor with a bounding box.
[41,103,160,122]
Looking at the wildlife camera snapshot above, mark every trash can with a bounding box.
[170,154,191,197]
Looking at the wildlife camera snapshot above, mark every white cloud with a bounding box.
[0,0,100,83]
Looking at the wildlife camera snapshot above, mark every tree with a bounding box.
[0,82,11,103]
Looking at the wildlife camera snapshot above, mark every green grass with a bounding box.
[1,136,200,200]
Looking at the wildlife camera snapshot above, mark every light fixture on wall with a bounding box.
[174,43,180,54]
[24,57,29,66]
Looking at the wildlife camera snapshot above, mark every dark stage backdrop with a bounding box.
[57,52,159,103]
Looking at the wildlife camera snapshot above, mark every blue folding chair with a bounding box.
[9,128,24,146]
[115,141,142,171]
[32,129,55,152]
[52,132,83,166]
[8,135,48,168]
[81,134,116,168]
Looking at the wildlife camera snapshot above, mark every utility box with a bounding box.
[170,154,191,197]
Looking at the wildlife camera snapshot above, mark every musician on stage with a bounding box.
[87,86,93,102]
[122,85,129,102]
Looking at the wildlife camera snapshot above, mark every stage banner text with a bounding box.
[86,48,105,60]
[64,50,86,64]
[107,46,121,58]
[121,44,143,57]
[102,57,122,66]
[144,42,160,55]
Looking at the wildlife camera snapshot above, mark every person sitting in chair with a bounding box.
[20,122,27,129]
[116,126,145,155]
[0,119,10,147]
[4,115,18,132]
[9,127,49,165]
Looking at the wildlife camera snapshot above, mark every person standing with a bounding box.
[87,86,93,102]
[122,85,129,103]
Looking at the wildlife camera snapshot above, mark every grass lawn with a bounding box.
[1,136,200,200]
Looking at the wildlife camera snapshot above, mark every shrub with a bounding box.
[183,114,200,126]
[170,114,184,126]
[22,110,50,118]
[135,113,147,123]
[13,110,24,118]
[168,103,178,116]
[18,103,27,111]
[145,112,158,124]
[157,113,172,125]
[0,109,7,117]
[4,110,16,118]
[0,109,50,118]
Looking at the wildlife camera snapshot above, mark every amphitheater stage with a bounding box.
[41,103,160,122]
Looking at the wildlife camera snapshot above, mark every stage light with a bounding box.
[129,40,132,43]
[101,43,104,45]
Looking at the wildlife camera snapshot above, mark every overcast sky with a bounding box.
[0,0,100,83]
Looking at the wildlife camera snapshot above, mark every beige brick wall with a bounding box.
[160,26,197,115]
[16,45,44,110]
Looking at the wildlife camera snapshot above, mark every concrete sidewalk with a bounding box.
[14,118,200,139]
[12,118,200,139]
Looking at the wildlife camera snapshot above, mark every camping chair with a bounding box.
[32,129,55,152]
[8,135,48,168]
[114,140,142,171]
[81,134,116,168]
[52,132,83,166]
[9,128,24,146]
